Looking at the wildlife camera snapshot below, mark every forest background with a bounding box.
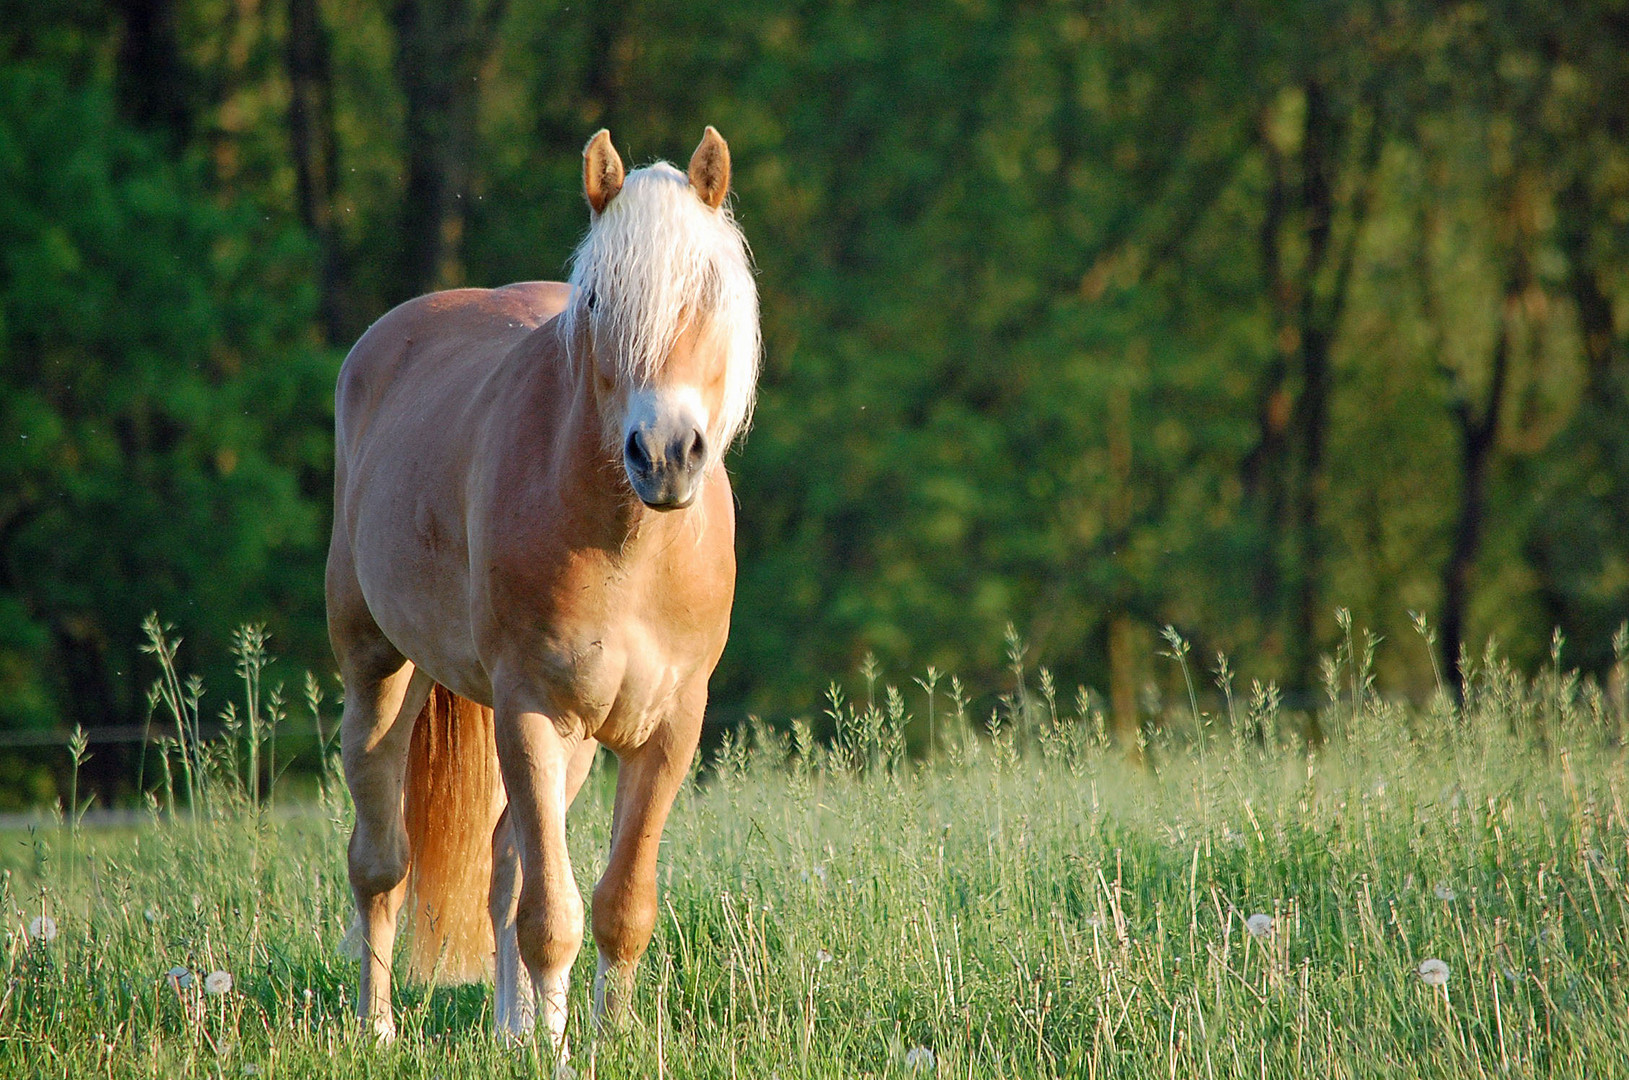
[1,0,1626,807]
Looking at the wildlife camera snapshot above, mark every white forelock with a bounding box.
[562,162,761,458]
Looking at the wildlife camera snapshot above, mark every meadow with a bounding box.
[1,622,1626,1079]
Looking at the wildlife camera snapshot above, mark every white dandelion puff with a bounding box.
[814,948,833,967]
[1246,913,1274,939]
[1418,958,1450,987]
[144,907,161,924]
[27,915,57,943]
[204,970,233,995]
[1084,914,1105,931]
[1433,883,1456,901]
[904,1046,937,1072]
[167,966,193,990]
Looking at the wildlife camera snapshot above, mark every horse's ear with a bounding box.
[687,126,730,210]
[583,129,625,215]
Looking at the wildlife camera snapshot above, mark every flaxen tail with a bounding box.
[402,684,504,984]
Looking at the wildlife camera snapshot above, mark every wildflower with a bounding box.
[167,966,194,990]
[1246,913,1273,939]
[904,1046,936,1073]
[1418,958,1450,987]
[204,970,234,995]
[1084,914,1104,931]
[1433,883,1456,901]
[814,948,833,967]
[27,915,57,944]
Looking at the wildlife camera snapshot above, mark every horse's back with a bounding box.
[335,281,571,462]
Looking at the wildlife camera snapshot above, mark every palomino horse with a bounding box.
[327,127,758,1059]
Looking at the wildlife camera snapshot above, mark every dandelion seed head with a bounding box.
[1246,913,1274,939]
[28,915,57,943]
[904,1046,936,1072]
[1418,958,1450,987]
[1084,914,1105,931]
[144,907,160,924]
[1433,883,1456,901]
[814,948,833,967]
[204,970,233,995]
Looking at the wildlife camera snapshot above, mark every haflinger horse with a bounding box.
[327,126,758,1061]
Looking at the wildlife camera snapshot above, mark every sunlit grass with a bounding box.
[1,620,1626,1077]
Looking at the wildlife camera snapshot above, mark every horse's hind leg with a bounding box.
[338,644,433,1041]
[591,697,704,1027]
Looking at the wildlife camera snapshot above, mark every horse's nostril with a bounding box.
[682,429,706,469]
[625,430,650,472]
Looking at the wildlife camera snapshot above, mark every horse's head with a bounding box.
[563,128,760,511]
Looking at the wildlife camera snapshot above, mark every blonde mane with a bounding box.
[562,162,760,457]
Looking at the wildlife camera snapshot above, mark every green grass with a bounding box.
[1,627,1627,1078]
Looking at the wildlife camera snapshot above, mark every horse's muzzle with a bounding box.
[624,425,706,510]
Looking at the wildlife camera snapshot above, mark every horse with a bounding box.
[326,126,758,1060]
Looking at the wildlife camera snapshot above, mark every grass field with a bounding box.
[1,626,1626,1078]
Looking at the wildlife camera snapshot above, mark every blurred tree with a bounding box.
[0,60,333,802]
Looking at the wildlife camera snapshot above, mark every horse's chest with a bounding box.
[539,626,691,750]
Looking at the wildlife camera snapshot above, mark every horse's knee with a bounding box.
[516,882,584,976]
[591,877,658,966]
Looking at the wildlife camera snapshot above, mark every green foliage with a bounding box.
[0,61,336,745]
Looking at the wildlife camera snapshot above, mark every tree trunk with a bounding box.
[1439,311,1510,702]
[113,0,193,147]
[390,0,505,302]
[287,0,348,342]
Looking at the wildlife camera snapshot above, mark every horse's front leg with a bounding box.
[592,694,704,1027]
[493,705,587,1062]
[490,737,599,1041]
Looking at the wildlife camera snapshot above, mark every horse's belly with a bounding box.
[351,536,490,701]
